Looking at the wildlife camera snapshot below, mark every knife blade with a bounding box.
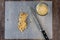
[29,7,49,40]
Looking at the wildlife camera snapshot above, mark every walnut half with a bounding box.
[18,12,28,32]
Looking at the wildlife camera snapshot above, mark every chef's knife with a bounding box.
[30,7,49,40]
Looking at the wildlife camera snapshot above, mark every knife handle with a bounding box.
[41,30,49,40]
